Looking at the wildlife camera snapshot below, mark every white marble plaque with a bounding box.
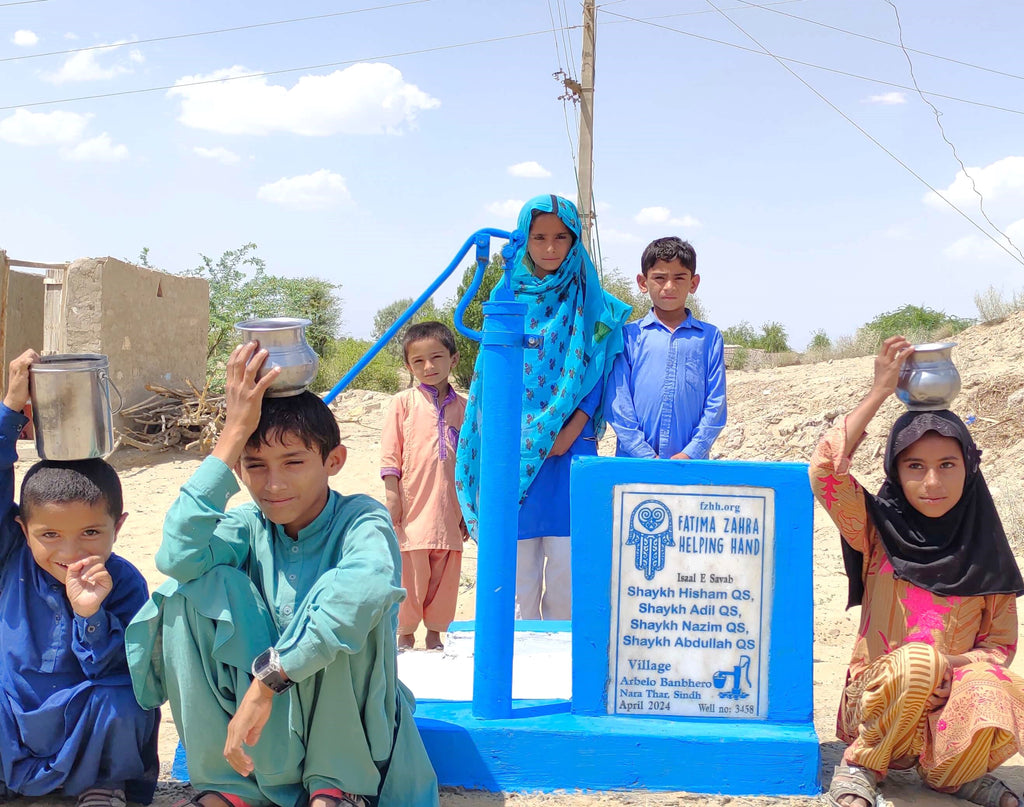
[608,484,775,719]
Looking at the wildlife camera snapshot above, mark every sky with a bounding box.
[2,0,1024,350]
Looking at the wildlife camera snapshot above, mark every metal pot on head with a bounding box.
[235,317,319,397]
[896,342,961,411]
[30,354,123,460]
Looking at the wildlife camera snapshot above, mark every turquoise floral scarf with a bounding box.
[455,194,631,538]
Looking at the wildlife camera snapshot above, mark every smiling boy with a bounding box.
[381,322,466,651]
[125,343,438,807]
[604,236,727,460]
[0,350,159,807]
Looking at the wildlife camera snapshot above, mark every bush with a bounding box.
[728,346,749,370]
[856,304,972,352]
[313,338,404,395]
[975,285,1024,324]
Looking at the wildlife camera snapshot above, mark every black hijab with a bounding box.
[842,410,1024,608]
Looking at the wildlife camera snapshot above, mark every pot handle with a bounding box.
[99,371,125,415]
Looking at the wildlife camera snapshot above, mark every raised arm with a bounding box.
[808,335,914,553]
[1,350,37,567]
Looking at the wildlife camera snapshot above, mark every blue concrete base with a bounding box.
[415,698,821,795]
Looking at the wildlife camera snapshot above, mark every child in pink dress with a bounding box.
[380,322,467,651]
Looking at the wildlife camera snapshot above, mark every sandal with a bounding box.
[310,787,367,807]
[173,791,249,807]
[955,775,1020,807]
[827,764,879,807]
[76,787,127,807]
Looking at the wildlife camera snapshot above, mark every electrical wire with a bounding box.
[0,25,579,111]
[697,0,1024,268]
[0,0,430,64]
[598,8,1024,117]
[546,0,566,73]
[734,0,1024,83]
[884,0,1024,262]
[0,0,47,6]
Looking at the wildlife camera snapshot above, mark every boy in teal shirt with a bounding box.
[126,342,438,807]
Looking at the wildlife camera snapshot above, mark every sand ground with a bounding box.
[8,311,1024,807]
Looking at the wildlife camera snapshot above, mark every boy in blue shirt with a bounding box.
[0,349,159,807]
[605,236,727,459]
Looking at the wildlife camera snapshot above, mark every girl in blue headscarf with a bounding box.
[456,194,631,619]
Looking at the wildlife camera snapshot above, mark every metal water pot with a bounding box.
[235,317,319,397]
[30,354,123,460]
[896,342,961,411]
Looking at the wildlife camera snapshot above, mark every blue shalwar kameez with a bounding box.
[0,404,159,803]
[125,457,439,807]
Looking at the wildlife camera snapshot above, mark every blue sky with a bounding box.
[2,0,1023,349]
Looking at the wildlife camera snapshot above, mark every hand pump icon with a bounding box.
[713,655,752,700]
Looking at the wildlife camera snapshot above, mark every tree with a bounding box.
[181,243,343,385]
[807,329,831,352]
[722,321,757,347]
[602,269,648,323]
[372,296,441,358]
[756,321,791,353]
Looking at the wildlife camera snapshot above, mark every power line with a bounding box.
[734,0,1024,83]
[0,0,430,64]
[696,0,1024,268]
[884,0,1024,262]
[0,26,578,112]
[599,8,1024,117]
[0,0,48,6]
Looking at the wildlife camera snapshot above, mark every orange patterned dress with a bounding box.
[811,423,1024,788]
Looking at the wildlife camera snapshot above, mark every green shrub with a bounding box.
[313,338,404,394]
[729,346,749,370]
[856,304,971,351]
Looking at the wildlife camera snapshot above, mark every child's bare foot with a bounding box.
[397,633,415,651]
[425,630,444,651]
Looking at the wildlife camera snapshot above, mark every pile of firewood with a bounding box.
[116,382,225,453]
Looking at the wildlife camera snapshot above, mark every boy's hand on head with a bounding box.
[213,342,281,466]
[3,348,39,413]
[65,556,113,618]
[224,678,275,776]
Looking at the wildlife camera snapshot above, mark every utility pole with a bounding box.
[577,0,596,255]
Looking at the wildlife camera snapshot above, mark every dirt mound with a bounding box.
[716,311,1024,524]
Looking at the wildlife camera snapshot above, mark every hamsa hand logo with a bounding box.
[626,500,674,581]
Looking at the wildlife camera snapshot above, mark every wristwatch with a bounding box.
[251,648,294,694]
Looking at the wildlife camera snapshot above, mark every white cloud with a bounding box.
[257,170,352,210]
[0,109,91,145]
[865,91,907,105]
[600,228,643,244]
[61,133,128,162]
[633,206,702,228]
[169,62,440,136]
[193,146,241,165]
[507,161,551,178]
[43,41,143,83]
[925,156,1024,208]
[596,200,612,213]
[64,32,79,40]
[12,30,39,46]
[943,218,1024,262]
[485,199,525,219]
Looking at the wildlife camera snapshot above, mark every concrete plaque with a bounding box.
[608,484,775,719]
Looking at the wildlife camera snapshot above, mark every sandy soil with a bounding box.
[8,311,1024,807]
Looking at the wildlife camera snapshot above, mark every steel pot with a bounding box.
[30,354,123,460]
[896,341,961,411]
[235,317,319,397]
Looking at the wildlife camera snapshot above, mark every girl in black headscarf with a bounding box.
[811,336,1024,807]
